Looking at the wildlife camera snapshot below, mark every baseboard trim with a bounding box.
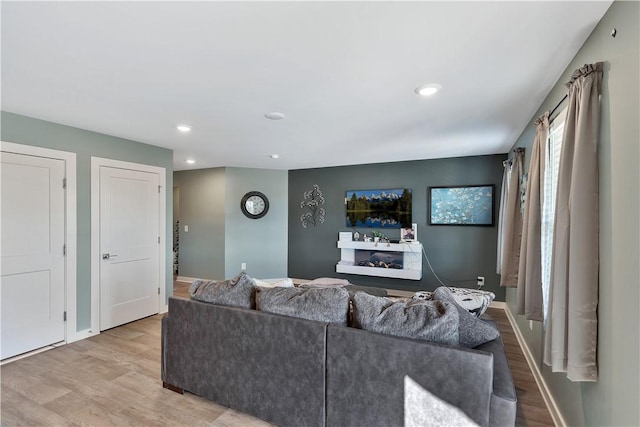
[490,300,506,309]
[68,327,99,343]
[1,345,57,365]
[503,305,565,427]
[176,276,200,283]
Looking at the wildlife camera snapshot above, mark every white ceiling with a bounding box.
[1,1,612,171]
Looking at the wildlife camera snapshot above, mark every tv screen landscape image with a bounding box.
[345,188,412,228]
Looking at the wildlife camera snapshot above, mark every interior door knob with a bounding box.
[102,253,118,260]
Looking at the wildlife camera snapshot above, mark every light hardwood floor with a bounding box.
[0,299,273,426]
[1,282,553,426]
[485,307,555,427]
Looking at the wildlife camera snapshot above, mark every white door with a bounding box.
[1,152,66,359]
[99,166,159,330]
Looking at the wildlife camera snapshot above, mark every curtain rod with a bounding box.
[549,94,568,120]
[503,147,525,167]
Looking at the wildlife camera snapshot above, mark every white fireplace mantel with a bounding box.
[335,238,423,280]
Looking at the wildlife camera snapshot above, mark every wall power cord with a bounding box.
[407,242,478,289]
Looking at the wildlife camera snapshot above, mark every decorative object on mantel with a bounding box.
[401,223,418,242]
[371,230,386,241]
[300,184,326,228]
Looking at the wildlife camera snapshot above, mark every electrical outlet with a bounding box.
[241,263,246,271]
[529,320,534,330]
[477,276,485,288]
[184,225,189,232]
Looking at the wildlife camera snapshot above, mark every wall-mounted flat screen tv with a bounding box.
[345,188,412,228]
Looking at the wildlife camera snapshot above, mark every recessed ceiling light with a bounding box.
[415,84,442,97]
[270,154,280,159]
[186,159,196,164]
[265,112,285,120]
[177,125,191,133]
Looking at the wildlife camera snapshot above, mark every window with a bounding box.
[541,107,566,322]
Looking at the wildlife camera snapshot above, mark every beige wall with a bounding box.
[505,1,639,425]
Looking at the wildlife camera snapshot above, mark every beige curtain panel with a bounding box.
[499,149,524,287]
[544,62,603,382]
[496,164,509,274]
[516,113,548,321]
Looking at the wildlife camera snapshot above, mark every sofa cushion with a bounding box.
[433,287,499,348]
[189,272,256,309]
[350,292,459,346]
[257,287,350,325]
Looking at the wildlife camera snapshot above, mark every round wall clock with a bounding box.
[240,191,269,219]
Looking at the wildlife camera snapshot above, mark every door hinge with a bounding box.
[63,178,67,189]
[158,185,161,193]
[158,287,161,295]
[63,311,67,322]
[63,244,67,255]
[158,236,161,244]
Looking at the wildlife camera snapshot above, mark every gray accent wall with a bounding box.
[173,167,288,280]
[1,111,174,331]
[288,155,506,300]
[505,2,639,425]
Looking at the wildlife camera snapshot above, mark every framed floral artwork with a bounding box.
[428,185,495,226]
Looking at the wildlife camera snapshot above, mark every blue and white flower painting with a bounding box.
[429,185,494,226]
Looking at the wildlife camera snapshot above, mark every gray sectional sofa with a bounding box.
[161,287,517,427]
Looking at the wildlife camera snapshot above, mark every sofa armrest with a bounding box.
[326,325,494,427]
[474,338,517,426]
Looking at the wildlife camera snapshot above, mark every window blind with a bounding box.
[541,108,566,321]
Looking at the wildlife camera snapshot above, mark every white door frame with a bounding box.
[0,141,79,343]
[90,157,166,335]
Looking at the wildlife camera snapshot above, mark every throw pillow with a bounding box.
[253,278,295,288]
[432,287,499,348]
[351,292,459,346]
[446,287,495,317]
[189,271,257,309]
[257,287,350,325]
[412,291,433,301]
[302,277,351,288]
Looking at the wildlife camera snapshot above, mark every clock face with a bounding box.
[246,195,265,215]
[241,191,269,219]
